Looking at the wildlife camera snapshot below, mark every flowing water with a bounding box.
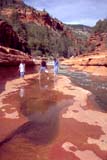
[0,66,107,160]
[60,68,107,112]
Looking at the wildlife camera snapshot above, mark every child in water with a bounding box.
[53,58,59,76]
[39,59,49,79]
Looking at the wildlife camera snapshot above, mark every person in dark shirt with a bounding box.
[39,59,48,79]
[40,59,47,72]
[41,60,47,68]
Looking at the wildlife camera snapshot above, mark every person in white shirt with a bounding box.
[19,61,25,78]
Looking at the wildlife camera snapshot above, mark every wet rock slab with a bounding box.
[0,75,107,160]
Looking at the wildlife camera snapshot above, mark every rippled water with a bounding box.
[59,68,107,112]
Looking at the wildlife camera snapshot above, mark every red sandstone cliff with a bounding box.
[0,45,34,66]
[0,19,30,54]
[61,50,107,76]
[0,2,64,31]
[0,19,34,65]
[87,32,107,53]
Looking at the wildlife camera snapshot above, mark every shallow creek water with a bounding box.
[0,66,107,160]
[60,68,107,112]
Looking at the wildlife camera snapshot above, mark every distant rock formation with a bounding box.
[0,0,90,58]
[0,3,64,32]
[87,32,107,52]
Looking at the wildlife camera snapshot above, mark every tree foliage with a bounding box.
[93,19,107,33]
[0,8,87,57]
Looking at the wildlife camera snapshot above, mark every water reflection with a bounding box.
[19,87,25,98]
[39,78,49,90]
[0,76,72,147]
[39,75,58,90]
[19,102,60,145]
[0,119,58,146]
[0,94,72,147]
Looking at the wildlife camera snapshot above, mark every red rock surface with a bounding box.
[0,19,33,65]
[0,45,34,65]
[61,50,107,76]
[87,32,107,52]
[0,75,107,160]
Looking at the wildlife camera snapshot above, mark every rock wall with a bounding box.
[87,32,107,52]
[0,19,30,54]
[1,6,64,31]
[61,52,107,76]
[0,45,34,66]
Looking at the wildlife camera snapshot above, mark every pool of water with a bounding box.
[0,75,72,145]
[0,66,107,160]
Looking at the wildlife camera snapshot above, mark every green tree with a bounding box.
[93,19,107,33]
